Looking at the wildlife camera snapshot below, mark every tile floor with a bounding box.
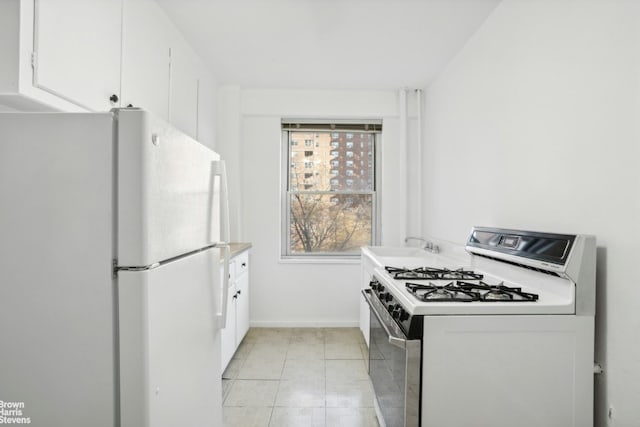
[222,327,380,427]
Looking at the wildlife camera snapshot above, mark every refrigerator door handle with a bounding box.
[212,160,231,329]
[215,243,231,328]
[212,160,230,243]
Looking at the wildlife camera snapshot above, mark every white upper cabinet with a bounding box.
[33,0,122,111]
[0,0,216,145]
[120,0,172,120]
[169,36,200,139]
[121,0,215,143]
[196,65,216,148]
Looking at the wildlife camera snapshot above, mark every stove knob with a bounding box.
[399,311,409,322]
[392,308,401,319]
[384,293,393,302]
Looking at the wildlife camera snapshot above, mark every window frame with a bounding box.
[280,120,382,261]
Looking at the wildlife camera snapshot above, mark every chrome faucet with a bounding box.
[405,236,440,254]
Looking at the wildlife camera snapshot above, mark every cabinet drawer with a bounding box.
[234,251,249,277]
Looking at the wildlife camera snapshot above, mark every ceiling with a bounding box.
[156,0,502,90]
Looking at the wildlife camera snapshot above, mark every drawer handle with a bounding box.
[241,262,247,267]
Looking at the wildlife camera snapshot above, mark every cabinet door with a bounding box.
[169,37,199,139]
[220,266,236,373]
[33,0,122,111]
[235,272,250,345]
[120,0,171,120]
[196,69,216,147]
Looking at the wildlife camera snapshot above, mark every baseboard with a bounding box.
[249,320,360,328]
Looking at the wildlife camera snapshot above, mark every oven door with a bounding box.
[363,289,421,427]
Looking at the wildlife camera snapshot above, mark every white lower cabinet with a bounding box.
[221,250,250,372]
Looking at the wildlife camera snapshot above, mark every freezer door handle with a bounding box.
[212,160,231,329]
[216,243,231,328]
[212,160,230,243]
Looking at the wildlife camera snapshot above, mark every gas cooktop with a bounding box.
[385,266,483,281]
[405,280,539,302]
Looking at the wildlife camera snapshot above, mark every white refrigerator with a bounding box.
[0,109,230,427]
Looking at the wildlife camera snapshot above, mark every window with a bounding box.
[304,150,314,157]
[281,120,381,257]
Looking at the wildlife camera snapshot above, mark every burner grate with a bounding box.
[405,281,539,303]
[455,281,539,302]
[386,266,483,281]
[405,282,479,302]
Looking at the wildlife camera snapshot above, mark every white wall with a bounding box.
[217,88,418,326]
[421,0,639,426]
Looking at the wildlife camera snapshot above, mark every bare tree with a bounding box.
[290,194,371,253]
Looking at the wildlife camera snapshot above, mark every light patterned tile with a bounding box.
[269,407,325,427]
[325,328,364,345]
[326,381,374,408]
[224,380,279,407]
[247,342,289,360]
[326,360,369,384]
[290,328,326,343]
[287,341,325,360]
[281,359,325,381]
[325,408,380,427]
[248,328,293,344]
[325,342,364,360]
[222,379,234,401]
[223,358,245,379]
[223,406,273,427]
[275,380,326,408]
[234,338,255,359]
[237,358,285,380]
[360,343,369,360]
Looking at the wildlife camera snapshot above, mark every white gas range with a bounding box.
[362,227,596,427]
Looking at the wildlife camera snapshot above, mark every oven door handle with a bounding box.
[362,289,407,350]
